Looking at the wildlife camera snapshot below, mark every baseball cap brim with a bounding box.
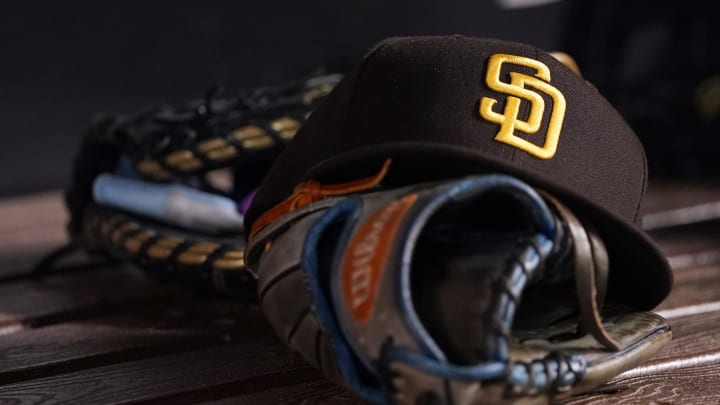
[302,141,672,311]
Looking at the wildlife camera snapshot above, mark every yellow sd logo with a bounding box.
[479,54,566,160]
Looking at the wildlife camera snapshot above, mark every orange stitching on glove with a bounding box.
[250,159,392,238]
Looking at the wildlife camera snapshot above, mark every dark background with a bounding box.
[1,0,717,197]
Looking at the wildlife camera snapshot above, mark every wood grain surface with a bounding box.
[0,182,717,404]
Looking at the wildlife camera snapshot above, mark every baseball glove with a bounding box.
[56,71,341,297]
[245,162,671,404]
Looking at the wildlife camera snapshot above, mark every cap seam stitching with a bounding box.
[634,136,648,223]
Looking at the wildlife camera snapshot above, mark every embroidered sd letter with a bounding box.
[479,54,566,160]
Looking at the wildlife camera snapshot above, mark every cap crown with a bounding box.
[248,36,647,229]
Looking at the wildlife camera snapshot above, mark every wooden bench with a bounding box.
[0,180,718,404]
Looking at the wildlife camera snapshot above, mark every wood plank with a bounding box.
[557,307,720,404]
[651,222,720,258]
[0,264,184,328]
[0,249,111,284]
[650,221,720,311]
[0,321,212,385]
[0,298,275,382]
[0,191,66,233]
[200,379,359,405]
[0,233,68,272]
[656,311,720,362]
[561,360,720,405]
[657,264,720,311]
[643,202,720,231]
[0,191,88,278]
[0,342,321,404]
[643,180,720,214]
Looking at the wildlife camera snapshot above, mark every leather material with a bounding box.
[246,173,672,404]
[542,193,620,350]
[57,72,341,296]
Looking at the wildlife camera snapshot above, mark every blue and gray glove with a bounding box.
[246,171,670,404]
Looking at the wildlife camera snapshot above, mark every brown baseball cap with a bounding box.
[246,35,672,310]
